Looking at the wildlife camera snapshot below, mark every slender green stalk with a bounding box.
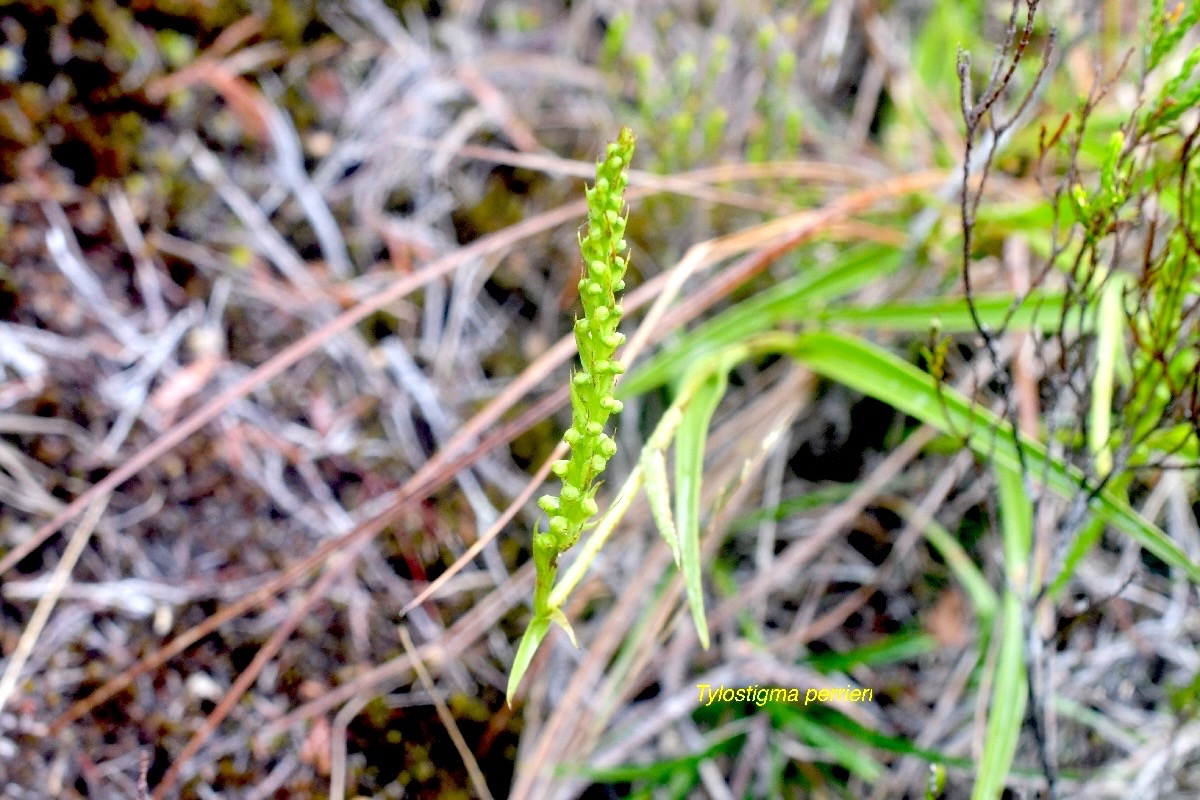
[508,128,635,703]
[533,127,634,607]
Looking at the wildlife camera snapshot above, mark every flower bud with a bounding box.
[603,332,626,348]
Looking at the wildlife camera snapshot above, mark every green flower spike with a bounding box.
[507,128,635,704]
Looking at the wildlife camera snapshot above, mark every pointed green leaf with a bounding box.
[506,616,551,706]
[548,606,577,647]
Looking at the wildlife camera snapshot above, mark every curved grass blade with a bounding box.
[909,506,999,627]
[620,244,903,397]
[787,331,1200,582]
[674,367,728,649]
[765,704,885,782]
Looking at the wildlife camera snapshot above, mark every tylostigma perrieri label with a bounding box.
[697,683,876,707]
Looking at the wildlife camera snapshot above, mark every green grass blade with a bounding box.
[766,704,885,782]
[674,367,728,649]
[973,591,1027,800]
[786,331,1200,582]
[910,507,998,626]
[996,463,1032,589]
[731,482,865,529]
[816,291,1077,333]
[732,472,931,530]
[804,628,937,673]
[809,707,972,769]
[969,464,1032,799]
[570,734,740,783]
[620,244,903,397]
[1089,275,1125,477]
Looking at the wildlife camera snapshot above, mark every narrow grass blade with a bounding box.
[1050,512,1108,597]
[787,331,1200,582]
[973,591,1027,800]
[621,244,902,397]
[808,707,972,769]
[571,734,741,783]
[1089,275,1125,477]
[766,704,885,782]
[732,472,930,530]
[674,367,728,649]
[906,506,998,626]
[816,291,1077,333]
[996,463,1032,590]
[970,464,1032,799]
[804,628,936,673]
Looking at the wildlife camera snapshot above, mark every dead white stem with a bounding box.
[0,494,110,715]
[399,625,496,800]
[43,206,146,354]
[261,92,354,279]
[108,189,169,330]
